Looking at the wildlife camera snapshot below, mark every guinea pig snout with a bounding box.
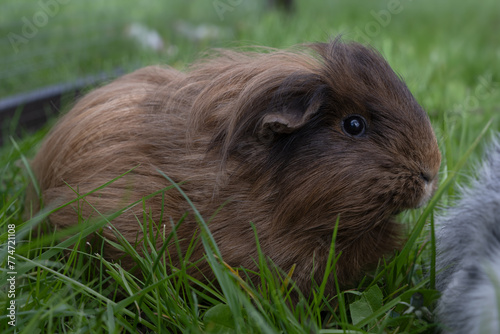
[419,171,433,183]
[419,168,439,187]
[417,168,439,208]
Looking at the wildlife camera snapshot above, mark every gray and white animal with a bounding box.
[436,138,500,334]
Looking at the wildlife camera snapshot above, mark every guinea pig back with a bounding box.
[30,38,441,296]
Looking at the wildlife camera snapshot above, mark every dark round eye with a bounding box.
[341,115,367,137]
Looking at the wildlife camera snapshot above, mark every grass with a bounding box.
[1,0,500,332]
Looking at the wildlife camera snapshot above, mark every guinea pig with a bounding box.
[436,138,500,334]
[30,38,441,297]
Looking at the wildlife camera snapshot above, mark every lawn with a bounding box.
[1,0,499,333]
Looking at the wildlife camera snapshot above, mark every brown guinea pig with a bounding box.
[30,37,441,297]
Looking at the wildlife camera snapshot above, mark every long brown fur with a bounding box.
[30,38,441,297]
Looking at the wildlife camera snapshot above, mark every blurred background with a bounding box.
[0,0,499,148]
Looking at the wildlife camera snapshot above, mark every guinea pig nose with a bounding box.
[419,172,430,183]
[419,171,436,183]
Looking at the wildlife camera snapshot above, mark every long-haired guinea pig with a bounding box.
[30,38,441,297]
[436,138,500,334]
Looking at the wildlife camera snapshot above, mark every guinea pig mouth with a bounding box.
[395,175,438,211]
[418,180,438,207]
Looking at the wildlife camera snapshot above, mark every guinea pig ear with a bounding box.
[261,99,322,134]
[259,76,326,139]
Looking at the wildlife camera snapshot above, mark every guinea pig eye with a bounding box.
[341,115,367,137]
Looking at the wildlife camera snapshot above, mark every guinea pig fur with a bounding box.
[436,138,500,334]
[30,38,441,297]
